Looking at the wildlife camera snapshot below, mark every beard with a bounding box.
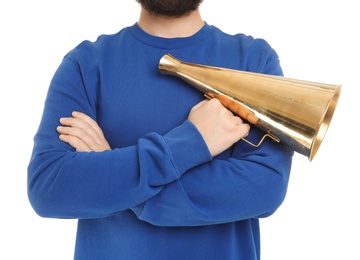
[136,0,203,17]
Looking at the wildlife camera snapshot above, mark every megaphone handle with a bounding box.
[241,133,280,148]
[204,93,258,124]
[203,93,280,147]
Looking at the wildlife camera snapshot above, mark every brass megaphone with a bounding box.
[159,54,341,161]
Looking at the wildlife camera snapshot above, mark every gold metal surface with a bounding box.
[159,54,341,161]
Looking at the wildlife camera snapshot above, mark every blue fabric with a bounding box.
[28,23,293,259]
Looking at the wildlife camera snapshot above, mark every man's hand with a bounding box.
[57,111,111,152]
[188,99,250,157]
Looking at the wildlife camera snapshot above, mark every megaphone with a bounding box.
[159,54,341,161]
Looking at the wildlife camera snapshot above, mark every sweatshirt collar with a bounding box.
[127,22,214,49]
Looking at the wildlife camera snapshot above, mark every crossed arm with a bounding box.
[56,99,250,156]
[48,98,291,226]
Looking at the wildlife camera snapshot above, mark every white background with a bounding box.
[1,1,358,259]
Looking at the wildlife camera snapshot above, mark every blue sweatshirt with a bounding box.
[28,23,293,259]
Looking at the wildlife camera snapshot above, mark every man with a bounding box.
[27,1,293,259]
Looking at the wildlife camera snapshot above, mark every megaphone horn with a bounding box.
[159,54,341,161]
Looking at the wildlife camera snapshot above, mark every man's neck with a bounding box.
[137,8,205,38]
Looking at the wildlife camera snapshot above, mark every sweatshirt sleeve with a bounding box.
[131,128,293,226]
[27,55,212,219]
